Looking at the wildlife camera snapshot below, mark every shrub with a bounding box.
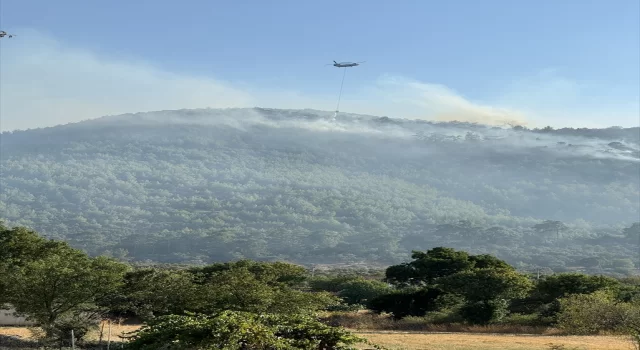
[125,311,380,350]
[423,309,465,325]
[556,290,640,335]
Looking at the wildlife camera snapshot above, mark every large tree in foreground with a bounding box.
[0,222,70,307]
[1,223,129,340]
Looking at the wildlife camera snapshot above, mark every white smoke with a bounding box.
[1,29,636,132]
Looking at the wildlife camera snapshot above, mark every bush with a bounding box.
[125,311,378,350]
[498,313,547,327]
[422,309,465,324]
[320,310,552,334]
[556,290,640,335]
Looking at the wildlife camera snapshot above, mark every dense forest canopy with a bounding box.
[0,108,638,273]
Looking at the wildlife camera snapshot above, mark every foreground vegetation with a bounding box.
[0,327,632,350]
[2,222,640,349]
[1,108,639,273]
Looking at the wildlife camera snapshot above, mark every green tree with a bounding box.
[384,247,513,287]
[0,222,56,264]
[470,254,514,270]
[101,268,201,320]
[0,223,70,306]
[379,248,520,321]
[190,260,308,288]
[384,247,476,286]
[104,263,339,321]
[439,268,533,302]
[5,245,129,337]
[336,279,393,305]
[438,268,533,324]
[198,267,338,315]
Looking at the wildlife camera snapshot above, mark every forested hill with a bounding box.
[1,108,639,273]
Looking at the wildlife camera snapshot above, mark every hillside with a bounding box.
[1,108,638,272]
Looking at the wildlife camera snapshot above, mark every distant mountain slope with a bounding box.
[1,108,638,272]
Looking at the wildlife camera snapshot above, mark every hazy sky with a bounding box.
[1,0,639,131]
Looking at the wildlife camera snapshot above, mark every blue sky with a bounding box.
[1,0,639,130]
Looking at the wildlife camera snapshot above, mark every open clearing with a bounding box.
[0,327,634,350]
[356,331,634,350]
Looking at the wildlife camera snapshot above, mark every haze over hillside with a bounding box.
[1,108,638,273]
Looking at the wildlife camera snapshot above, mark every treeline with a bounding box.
[2,223,640,349]
[335,249,640,330]
[0,109,639,273]
[0,223,371,349]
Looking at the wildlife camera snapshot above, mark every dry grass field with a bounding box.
[1,326,636,350]
[0,323,139,343]
[355,331,635,350]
